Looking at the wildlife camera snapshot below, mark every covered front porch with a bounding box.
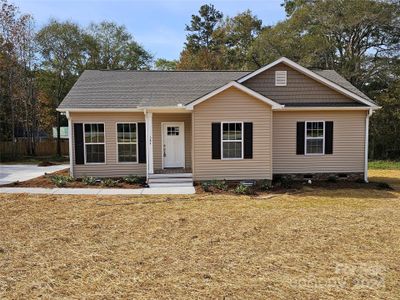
[145,111,193,185]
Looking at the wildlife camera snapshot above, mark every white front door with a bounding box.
[162,122,185,168]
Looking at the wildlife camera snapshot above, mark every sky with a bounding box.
[14,0,287,60]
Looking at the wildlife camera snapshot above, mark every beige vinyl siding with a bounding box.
[70,112,146,177]
[152,113,192,170]
[273,110,366,174]
[193,86,272,181]
[243,63,356,104]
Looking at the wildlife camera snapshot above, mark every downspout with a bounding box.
[66,111,74,177]
[364,108,373,183]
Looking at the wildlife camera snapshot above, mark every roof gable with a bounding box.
[186,81,283,110]
[238,57,377,108]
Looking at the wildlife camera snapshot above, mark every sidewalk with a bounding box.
[0,186,195,195]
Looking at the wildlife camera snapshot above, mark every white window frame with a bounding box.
[305,120,325,156]
[83,122,106,165]
[221,121,244,160]
[116,122,138,164]
[275,70,287,86]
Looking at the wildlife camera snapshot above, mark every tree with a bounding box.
[223,10,263,69]
[177,4,225,70]
[155,58,178,70]
[36,20,86,156]
[86,21,153,70]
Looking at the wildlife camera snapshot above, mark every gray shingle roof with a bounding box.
[312,70,375,104]
[59,70,249,109]
[58,68,375,109]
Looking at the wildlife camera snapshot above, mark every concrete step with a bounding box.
[148,177,193,184]
[149,182,194,188]
[148,173,193,179]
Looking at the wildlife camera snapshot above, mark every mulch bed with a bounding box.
[2,169,144,189]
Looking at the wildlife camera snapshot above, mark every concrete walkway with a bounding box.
[0,186,195,195]
[0,164,69,185]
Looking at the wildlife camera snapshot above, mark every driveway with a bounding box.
[0,164,69,185]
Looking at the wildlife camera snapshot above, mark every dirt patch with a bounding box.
[37,161,59,167]
[3,169,144,189]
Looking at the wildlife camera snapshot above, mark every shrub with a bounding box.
[377,182,391,190]
[101,178,119,187]
[50,175,74,187]
[201,181,211,192]
[234,183,251,195]
[210,180,228,191]
[279,176,294,189]
[259,179,271,191]
[327,175,337,183]
[123,175,145,185]
[82,176,97,185]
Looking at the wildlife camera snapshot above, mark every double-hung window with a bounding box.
[222,122,243,159]
[305,121,324,155]
[117,123,137,163]
[84,123,105,163]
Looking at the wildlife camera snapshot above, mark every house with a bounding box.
[57,57,379,187]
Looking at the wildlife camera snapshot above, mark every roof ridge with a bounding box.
[84,69,251,73]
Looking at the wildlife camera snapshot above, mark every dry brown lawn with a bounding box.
[0,169,400,299]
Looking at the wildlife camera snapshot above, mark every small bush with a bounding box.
[201,181,211,192]
[234,183,251,195]
[82,176,97,185]
[327,175,337,183]
[377,182,391,190]
[123,175,145,185]
[279,176,294,189]
[50,175,74,187]
[210,180,228,191]
[259,179,271,191]
[355,178,365,184]
[101,178,119,187]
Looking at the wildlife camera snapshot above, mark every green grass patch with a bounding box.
[369,160,400,170]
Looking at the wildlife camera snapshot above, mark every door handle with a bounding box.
[163,144,166,157]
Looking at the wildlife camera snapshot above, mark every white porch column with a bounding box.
[145,111,154,176]
[66,111,74,177]
[364,109,372,183]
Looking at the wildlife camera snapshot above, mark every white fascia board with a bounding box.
[237,57,378,108]
[279,106,373,111]
[185,81,284,110]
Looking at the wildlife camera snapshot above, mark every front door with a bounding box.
[162,122,185,168]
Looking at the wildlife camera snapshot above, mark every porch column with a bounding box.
[66,111,74,177]
[145,111,154,175]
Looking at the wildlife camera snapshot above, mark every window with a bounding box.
[305,121,324,154]
[275,71,287,86]
[222,122,243,159]
[117,123,137,163]
[84,123,105,163]
[167,126,179,136]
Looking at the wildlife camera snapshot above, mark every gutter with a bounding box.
[364,108,374,183]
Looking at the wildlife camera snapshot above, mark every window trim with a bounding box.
[304,120,325,156]
[221,121,244,160]
[115,122,139,164]
[83,122,106,165]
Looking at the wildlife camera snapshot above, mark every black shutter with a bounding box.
[296,122,305,155]
[243,122,253,159]
[325,121,333,154]
[138,122,146,163]
[74,123,84,164]
[211,123,221,159]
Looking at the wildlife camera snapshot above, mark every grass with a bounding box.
[369,160,400,170]
[0,170,399,298]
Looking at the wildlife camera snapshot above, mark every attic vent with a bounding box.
[275,71,287,86]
